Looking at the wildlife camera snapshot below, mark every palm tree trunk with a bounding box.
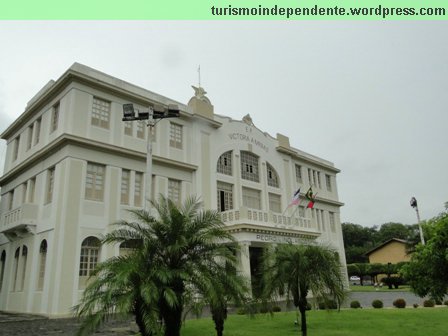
[134,298,151,336]
[211,304,227,336]
[162,305,182,336]
[299,305,307,336]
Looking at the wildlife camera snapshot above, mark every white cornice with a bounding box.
[0,134,197,186]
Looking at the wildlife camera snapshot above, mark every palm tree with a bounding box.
[206,261,248,336]
[75,195,248,336]
[262,243,346,336]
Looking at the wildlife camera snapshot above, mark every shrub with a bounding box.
[423,300,435,307]
[393,298,406,308]
[259,306,269,314]
[272,306,281,312]
[350,300,361,309]
[318,300,338,310]
[382,276,405,289]
[444,300,448,306]
[413,303,419,308]
[372,299,383,308]
[236,308,246,315]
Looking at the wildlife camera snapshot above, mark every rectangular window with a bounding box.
[8,190,14,210]
[134,172,143,206]
[317,172,322,189]
[91,97,111,129]
[29,177,36,203]
[320,210,325,231]
[298,206,306,218]
[308,168,312,186]
[137,121,145,139]
[240,151,259,182]
[326,174,332,192]
[79,247,99,277]
[169,123,183,149]
[217,182,233,212]
[51,103,59,133]
[85,163,105,201]
[27,126,33,150]
[22,183,27,204]
[121,169,130,205]
[269,193,281,213]
[295,164,302,183]
[12,136,19,161]
[124,121,133,136]
[46,168,55,203]
[34,118,41,145]
[242,187,261,210]
[329,212,336,232]
[168,179,181,205]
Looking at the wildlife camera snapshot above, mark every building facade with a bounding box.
[0,63,347,316]
[366,238,411,264]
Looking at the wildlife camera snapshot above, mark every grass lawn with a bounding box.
[181,308,447,336]
[350,284,410,292]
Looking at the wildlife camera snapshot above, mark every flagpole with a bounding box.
[410,197,425,245]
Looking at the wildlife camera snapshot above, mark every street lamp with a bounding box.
[410,197,425,245]
[122,103,180,211]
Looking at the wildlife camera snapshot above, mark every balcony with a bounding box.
[1,203,38,240]
[220,207,320,238]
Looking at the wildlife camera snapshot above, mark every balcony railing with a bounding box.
[220,206,316,232]
[1,203,38,236]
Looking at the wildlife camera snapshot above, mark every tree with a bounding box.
[262,244,345,336]
[375,222,412,244]
[346,263,370,286]
[75,196,248,336]
[402,211,448,302]
[341,223,376,263]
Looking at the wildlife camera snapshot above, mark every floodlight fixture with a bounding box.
[138,111,150,120]
[122,104,135,120]
[166,104,180,118]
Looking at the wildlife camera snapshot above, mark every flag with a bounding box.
[288,188,301,208]
[305,187,316,209]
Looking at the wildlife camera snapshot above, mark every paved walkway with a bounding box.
[346,291,427,308]
[0,312,136,336]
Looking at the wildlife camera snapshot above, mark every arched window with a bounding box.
[37,240,47,290]
[266,163,279,188]
[0,251,6,292]
[217,151,232,175]
[240,151,259,182]
[119,239,141,257]
[20,245,28,291]
[79,237,100,277]
[13,247,20,291]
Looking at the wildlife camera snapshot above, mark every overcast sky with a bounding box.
[0,21,447,227]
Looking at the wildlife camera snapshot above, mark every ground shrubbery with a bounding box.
[318,300,338,310]
[381,276,405,289]
[393,298,406,308]
[350,300,361,309]
[272,306,282,312]
[372,299,383,308]
[423,300,435,307]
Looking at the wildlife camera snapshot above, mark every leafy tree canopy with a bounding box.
[402,211,448,301]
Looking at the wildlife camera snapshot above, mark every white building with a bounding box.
[0,63,347,316]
